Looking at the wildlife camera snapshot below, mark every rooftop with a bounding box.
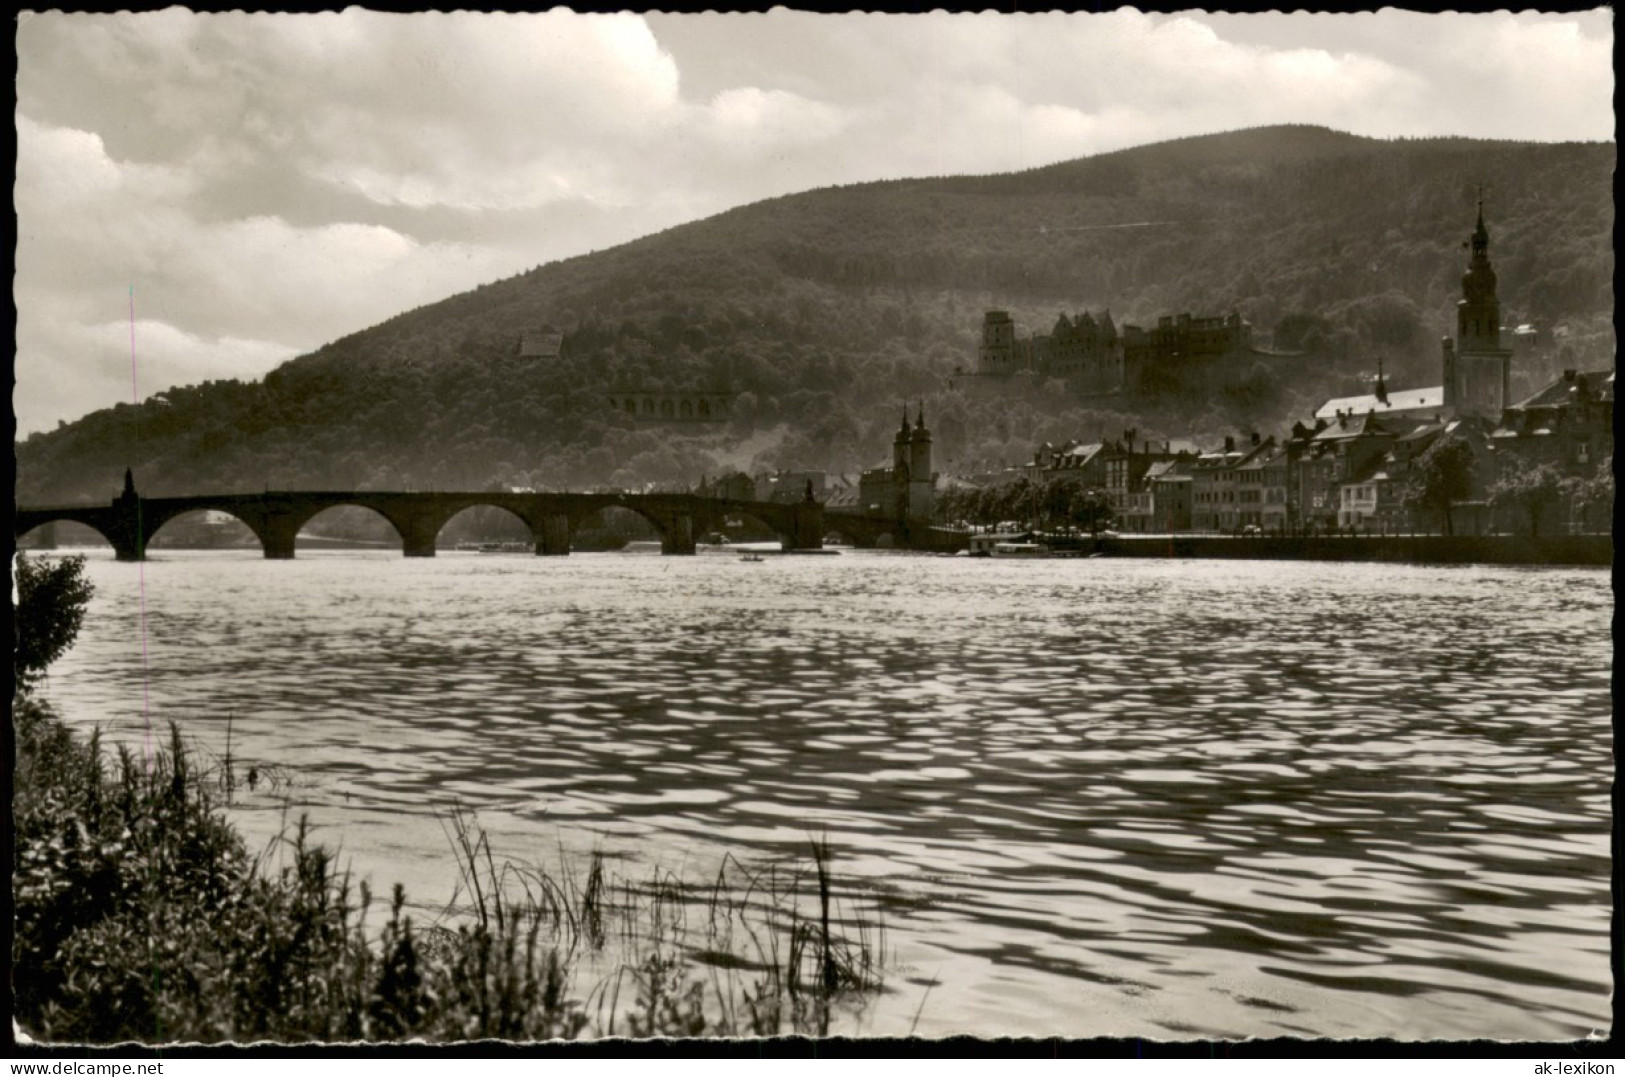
[1312,411,1394,442]
[1314,385,1445,421]
[1508,368,1615,410]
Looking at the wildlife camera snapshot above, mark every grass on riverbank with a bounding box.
[13,697,887,1043]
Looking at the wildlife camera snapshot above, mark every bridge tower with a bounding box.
[907,403,935,521]
[788,478,824,550]
[108,468,147,562]
[893,406,911,474]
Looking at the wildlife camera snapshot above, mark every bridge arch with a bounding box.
[569,501,670,551]
[820,525,856,548]
[691,504,795,547]
[17,517,115,550]
[283,502,409,556]
[145,508,261,552]
[436,502,539,552]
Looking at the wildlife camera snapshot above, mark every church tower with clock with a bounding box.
[1441,192,1514,420]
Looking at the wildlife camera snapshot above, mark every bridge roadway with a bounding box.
[15,474,953,560]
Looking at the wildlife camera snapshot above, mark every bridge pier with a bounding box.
[257,517,299,559]
[661,513,696,556]
[786,502,825,551]
[538,514,571,556]
[400,515,439,557]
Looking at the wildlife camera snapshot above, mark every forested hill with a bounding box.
[18,125,1613,503]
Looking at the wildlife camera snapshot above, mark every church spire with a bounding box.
[1471,183,1490,257]
[1448,187,1511,421]
[1461,190,1498,310]
[1375,355,1388,405]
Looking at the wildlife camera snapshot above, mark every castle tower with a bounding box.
[1444,190,1513,419]
[907,403,934,520]
[979,311,1016,374]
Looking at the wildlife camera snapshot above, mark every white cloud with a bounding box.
[13,314,300,436]
[705,87,848,152]
[15,105,534,431]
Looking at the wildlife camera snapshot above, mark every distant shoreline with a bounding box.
[1090,533,1610,567]
[20,533,1611,567]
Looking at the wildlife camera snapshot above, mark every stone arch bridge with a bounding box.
[16,479,837,562]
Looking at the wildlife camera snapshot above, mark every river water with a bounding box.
[33,548,1614,1041]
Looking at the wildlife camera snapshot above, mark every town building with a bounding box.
[697,471,757,501]
[1337,459,1385,531]
[1294,411,1399,533]
[822,474,861,512]
[1100,433,1190,522]
[1234,436,1281,531]
[1489,367,1615,533]
[1026,440,1109,487]
[1191,437,1247,532]
[756,470,828,504]
[1365,421,1446,533]
[1491,367,1615,478]
[1128,457,1194,532]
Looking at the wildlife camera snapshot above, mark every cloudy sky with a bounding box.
[14,8,1614,436]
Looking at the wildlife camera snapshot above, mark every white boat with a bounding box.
[993,541,1050,557]
[967,532,1027,557]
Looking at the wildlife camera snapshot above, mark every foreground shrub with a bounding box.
[12,701,886,1043]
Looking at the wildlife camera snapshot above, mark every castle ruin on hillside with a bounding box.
[962,307,1253,398]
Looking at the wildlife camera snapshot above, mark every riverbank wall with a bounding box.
[1093,533,1611,567]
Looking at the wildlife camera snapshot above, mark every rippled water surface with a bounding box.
[39,549,1613,1040]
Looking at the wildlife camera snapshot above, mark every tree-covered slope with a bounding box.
[18,125,1613,503]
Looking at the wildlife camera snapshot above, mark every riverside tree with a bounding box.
[1404,438,1475,536]
[1567,451,1613,533]
[14,553,93,693]
[935,475,1111,533]
[1489,457,1569,537]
